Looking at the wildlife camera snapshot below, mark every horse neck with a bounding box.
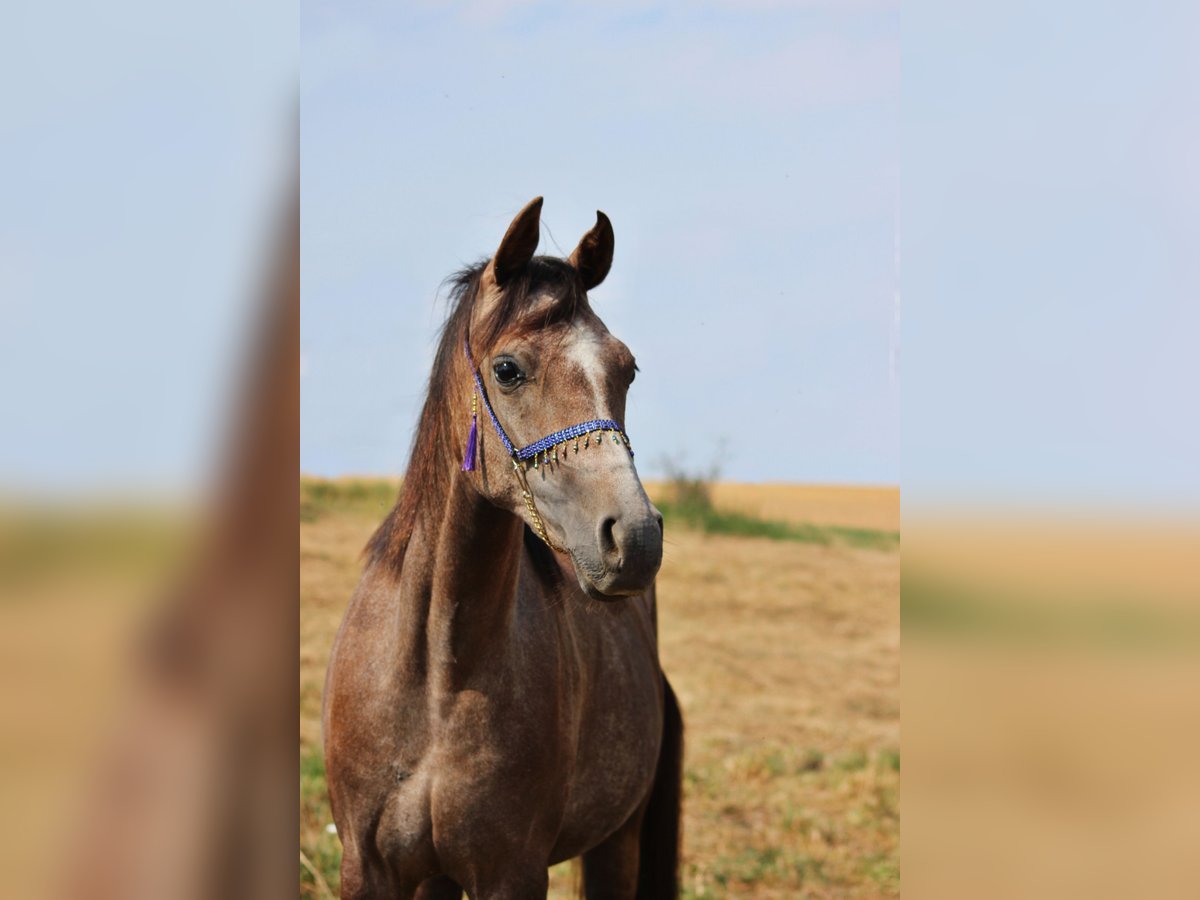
[397,467,526,693]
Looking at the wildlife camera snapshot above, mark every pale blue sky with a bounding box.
[3,2,1193,504]
[904,0,1200,508]
[0,0,294,495]
[300,1,901,484]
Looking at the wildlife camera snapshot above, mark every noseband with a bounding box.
[460,339,633,551]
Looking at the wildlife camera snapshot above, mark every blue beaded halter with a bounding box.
[460,339,634,551]
[461,339,633,472]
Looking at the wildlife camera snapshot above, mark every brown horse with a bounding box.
[323,197,683,900]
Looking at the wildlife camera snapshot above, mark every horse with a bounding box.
[323,197,683,900]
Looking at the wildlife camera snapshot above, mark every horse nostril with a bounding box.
[599,516,619,561]
[655,512,664,535]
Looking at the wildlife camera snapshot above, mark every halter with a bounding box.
[460,339,634,552]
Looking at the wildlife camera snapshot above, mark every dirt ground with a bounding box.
[300,483,899,898]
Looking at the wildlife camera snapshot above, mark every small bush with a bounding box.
[656,462,898,550]
[799,747,826,772]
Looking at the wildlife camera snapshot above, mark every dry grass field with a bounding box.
[664,482,899,533]
[300,480,899,898]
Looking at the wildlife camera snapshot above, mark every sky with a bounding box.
[0,0,295,495]
[300,1,902,485]
[2,1,1194,505]
[903,0,1200,508]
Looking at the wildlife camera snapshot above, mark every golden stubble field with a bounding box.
[300,482,899,898]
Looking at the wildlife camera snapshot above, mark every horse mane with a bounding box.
[365,255,584,573]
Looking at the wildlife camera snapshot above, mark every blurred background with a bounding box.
[1,1,296,897]
[904,2,1200,898]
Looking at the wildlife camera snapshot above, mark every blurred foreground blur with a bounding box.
[904,513,1200,899]
[0,188,297,899]
[904,2,1199,894]
[0,193,298,899]
[0,6,297,884]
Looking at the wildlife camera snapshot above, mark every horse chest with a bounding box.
[554,624,663,856]
[415,604,662,863]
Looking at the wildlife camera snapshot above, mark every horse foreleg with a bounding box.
[581,815,642,900]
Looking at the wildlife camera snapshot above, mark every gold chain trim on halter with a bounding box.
[511,458,566,553]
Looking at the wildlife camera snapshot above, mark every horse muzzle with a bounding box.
[574,506,663,599]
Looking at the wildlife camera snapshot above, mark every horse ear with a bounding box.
[568,211,614,291]
[484,196,543,287]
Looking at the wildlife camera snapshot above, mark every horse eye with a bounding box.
[492,358,523,386]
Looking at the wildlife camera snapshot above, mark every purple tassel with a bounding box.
[462,413,478,471]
